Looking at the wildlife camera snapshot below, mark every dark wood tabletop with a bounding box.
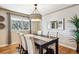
[33,34,59,54]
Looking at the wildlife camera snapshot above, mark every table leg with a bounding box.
[39,46,43,54]
[56,40,58,54]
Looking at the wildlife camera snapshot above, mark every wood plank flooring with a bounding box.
[0,44,19,54]
[0,44,77,54]
[59,46,77,54]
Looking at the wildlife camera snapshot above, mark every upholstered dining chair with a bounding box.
[18,33,28,54]
[24,34,47,54]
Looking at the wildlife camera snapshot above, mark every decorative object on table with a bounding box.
[30,4,42,21]
[37,31,42,35]
[0,23,5,29]
[0,16,5,22]
[71,15,79,53]
[56,32,58,38]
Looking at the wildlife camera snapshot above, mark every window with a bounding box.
[11,14,30,31]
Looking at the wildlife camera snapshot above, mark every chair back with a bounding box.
[19,33,27,50]
[24,34,36,54]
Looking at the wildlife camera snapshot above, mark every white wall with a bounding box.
[0,9,28,47]
[0,9,8,47]
[42,5,79,50]
[0,9,20,47]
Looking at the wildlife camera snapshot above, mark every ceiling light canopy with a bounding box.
[30,4,42,21]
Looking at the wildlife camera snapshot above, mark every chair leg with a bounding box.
[17,45,23,54]
[16,44,22,53]
[22,50,28,54]
[17,44,28,54]
[45,48,54,54]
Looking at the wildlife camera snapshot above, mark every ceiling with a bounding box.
[0,4,73,16]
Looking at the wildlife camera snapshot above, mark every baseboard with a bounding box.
[59,43,76,50]
[0,42,76,51]
[0,42,18,47]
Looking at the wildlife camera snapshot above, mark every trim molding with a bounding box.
[0,42,18,47]
[59,43,76,50]
[0,42,76,51]
[0,7,29,18]
[44,4,79,16]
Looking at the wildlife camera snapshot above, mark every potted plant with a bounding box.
[71,15,79,53]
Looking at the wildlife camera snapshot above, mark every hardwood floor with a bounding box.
[0,44,77,54]
[0,44,19,54]
[59,46,77,54]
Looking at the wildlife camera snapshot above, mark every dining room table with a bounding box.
[26,34,59,54]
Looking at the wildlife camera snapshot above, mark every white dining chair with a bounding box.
[24,35,36,54]
[18,33,28,54]
[24,34,47,54]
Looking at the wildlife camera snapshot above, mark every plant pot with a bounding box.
[76,41,79,53]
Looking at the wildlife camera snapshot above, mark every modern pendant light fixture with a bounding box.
[30,4,42,21]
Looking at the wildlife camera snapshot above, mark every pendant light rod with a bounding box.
[34,4,37,10]
[34,4,37,6]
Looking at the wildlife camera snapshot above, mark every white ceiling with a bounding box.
[0,4,73,15]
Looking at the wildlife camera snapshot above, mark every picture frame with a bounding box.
[58,20,63,29]
[50,18,65,30]
[51,21,58,29]
[58,18,65,30]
